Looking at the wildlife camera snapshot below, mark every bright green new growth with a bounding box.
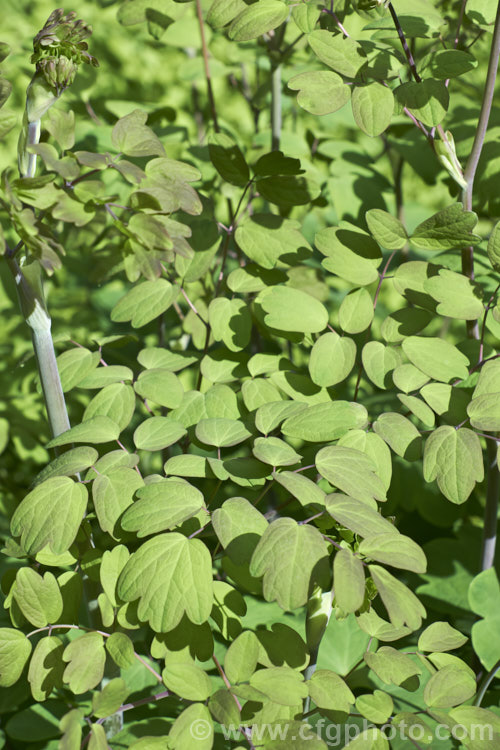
[1,0,500,747]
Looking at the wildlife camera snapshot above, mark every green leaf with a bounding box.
[100,546,130,608]
[282,401,368,442]
[351,83,394,136]
[111,109,165,157]
[195,418,252,448]
[338,430,392,491]
[0,109,16,139]
[307,669,355,712]
[134,417,186,451]
[359,533,427,574]
[250,518,329,610]
[162,662,212,701]
[467,359,500,430]
[255,401,307,435]
[0,42,10,63]
[392,363,430,393]
[288,71,351,116]
[469,567,500,671]
[0,77,12,109]
[250,667,308,705]
[46,108,75,151]
[84,383,136,431]
[373,412,422,461]
[224,630,260,683]
[370,565,426,630]
[411,204,481,251]
[342,728,389,749]
[242,378,282,411]
[309,331,356,387]
[392,714,434,744]
[397,394,435,427]
[228,0,289,41]
[366,209,408,250]
[308,30,367,77]
[209,688,241,726]
[11,476,87,555]
[364,646,421,687]
[92,678,129,719]
[13,568,63,627]
[111,279,178,328]
[423,665,476,708]
[326,494,396,538]
[339,288,374,334]
[47,416,120,448]
[449,706,500,745]
[88,724,108,750]
[418,622,468,653]
[423,426,483,504]
[134,369,184,409]
[235,214,312,270]
[117,533,213,632]
[138,347,199,372]
[356,690,393,724]
[252,437,301,467]
[316,224,382,286]
[121,479,205,536]
[402,336,469,383]
[381,309,432,345]
[207,0,247,28]
[487,220,500,271]
[362,342,402,389]
[427,49,477,79]
[106,632,135,669]
[56,348,99,392]
[256,174,321,206]
[424,269,483,319]
[334,549,365,614]
[33,446,99,485]
[169,703,214,749]
[212,496,268,564]
[396,79,449,127]
[259,285,329,333]
[208,298,252,352]
[208,132,249,186]
[316,446,387,505]
[253,150,303,177]
[28,636,64,701]
[0,629,32,687]
[78,365,134,389]
[93,467,144,536]
[273,471,326,508]
[63,633,106,694]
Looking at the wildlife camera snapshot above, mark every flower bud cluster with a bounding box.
[30,8,98,95]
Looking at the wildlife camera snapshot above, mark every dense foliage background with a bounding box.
[0,0,500,747]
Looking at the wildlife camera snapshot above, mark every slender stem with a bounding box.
[480,439,499,571]
[454,0,468,48]
[6,257,70,440]
[463,2,500,207]
[195,0,219,132]
[271,63,282,151]
[461,2,500,334]
[213,655,243,712]
[475,658,500,706]
[479,283,500,362]
[321,2,350,37]
[387,3,421,82]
